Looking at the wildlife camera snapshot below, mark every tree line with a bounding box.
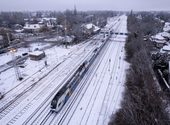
[0,10,116,48]
[109,11,170,125]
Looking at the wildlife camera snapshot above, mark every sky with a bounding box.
[0,0,170,12]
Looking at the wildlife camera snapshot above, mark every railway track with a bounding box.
[0,16,126,125]
[96,41,122,125]
[51,35,113,125]
[54,17,126,125]
[30,17,121,125]
[4,35,104,125]
[0,35,104,125]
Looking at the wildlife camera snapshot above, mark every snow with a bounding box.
[163,22,170,32]
[158,32,170,38]
[24,24,41,30]
[29,51,44,56]
[93,25,100,32]
[162,45,170,51]
[160,45,170,53]
[44,35,74,43]
[43,18,57,21]
[83,23,100,31]
[154,40,166,44]
[0,15,128,125]
[151,34,165,40]
[86,23,93,29]
[15,29,24,33]
[0,42,70,94]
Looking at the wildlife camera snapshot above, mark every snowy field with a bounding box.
[0,15,128,125]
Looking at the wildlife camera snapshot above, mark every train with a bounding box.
[50,33,111,112]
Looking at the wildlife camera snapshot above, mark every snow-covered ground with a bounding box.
[0,42,75,95]
[0,15,128,125]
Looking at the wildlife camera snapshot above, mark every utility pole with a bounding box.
[57,25,59,41]
[169,61,170,84]
[108,59,111,71]
[65,18,67,49]
[118,57,121,69]
[10,49,22,81]
[6,33,11,45]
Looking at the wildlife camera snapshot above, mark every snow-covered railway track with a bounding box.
[96,41,122,125]
[40,19,123,125]
[50,34,114,125]
[78,37,120,125]
[2,35,99,97]
[24,37,104,124]
[0,35,104,125]
[21,38,103,125]
[103,64,126,124]
[0,35,101,106]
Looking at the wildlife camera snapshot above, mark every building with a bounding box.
[158,32,170,41]
[23,24,42,33]
[163,22,170,33]
[151,34,166,48]
[82,23,96,36]
[29,51,45,61]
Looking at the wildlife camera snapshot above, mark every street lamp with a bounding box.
[10,49,22,81]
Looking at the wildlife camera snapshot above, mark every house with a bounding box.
[47,22,52,30]
[160,45,170,55]
[163,22,170,33]
[158,32,170,41]
[92,25,100,34]
[151,34,166,48]
[82,23,96,36]
[23,24,42,33]
[29,51,45,61]
[38,22,44,27]
[154,40,167,48]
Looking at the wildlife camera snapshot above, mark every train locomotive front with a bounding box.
[51,87,70,112]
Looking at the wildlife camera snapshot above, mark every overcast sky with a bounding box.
[1,0,170,12]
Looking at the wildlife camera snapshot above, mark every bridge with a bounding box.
[100,31,128,35]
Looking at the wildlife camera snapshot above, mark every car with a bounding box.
[0,50,5,54]
[22,53,28,56]
[34,48,39,51]
[16,55,21,59]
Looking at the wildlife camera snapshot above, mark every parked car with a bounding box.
[0,50,5,54]
[34,48,39,51]
[22,53,28,56]
[16,55,21,59]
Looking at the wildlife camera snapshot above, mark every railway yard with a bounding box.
[0,15,128,125]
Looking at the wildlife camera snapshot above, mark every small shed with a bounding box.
[29,51,45,61]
